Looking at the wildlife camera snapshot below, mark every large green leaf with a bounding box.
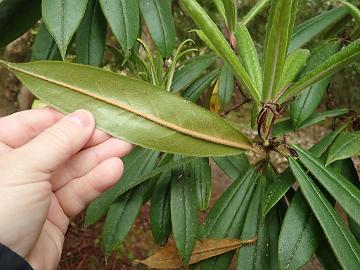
[288,7,347,52]
[103,178,155,257]
[170,165,198,264]
[278,191,322,270]
[212,153,250,181]
[85,148,160,226]
[31,23,62,61]
[290,41,341,128]
[294,144,360,226]
[262,0,299,101]
[180,0,261,104]
[280,38,360,103]
[235,23,262,92]
[222,0,237,32]
[278,49,309,93]
[189,158,212,211]
[171,54,217,92]
[0,60,252,156]
[288,157,360,269]
[42,0,88,59]
[76,0,107,66]
[183,70,218,103]
[150,169,172,247]
[218,64,235,108]
[197,167,258,270]
[99,0,139,54]
[326,131,360,165]
[139,0,175,58]
[0,0,41,47]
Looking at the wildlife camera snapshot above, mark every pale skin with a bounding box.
[0,107,132,269]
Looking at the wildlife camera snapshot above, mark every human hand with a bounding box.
[0,107,132,269]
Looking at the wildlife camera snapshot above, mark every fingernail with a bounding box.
[68,110,92,127]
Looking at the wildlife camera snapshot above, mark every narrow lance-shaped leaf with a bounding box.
[294,144,360,227]
[139,0,176,58]
[171,54,217,92]
[151,169,172,246]
[183,70,218,103]
[262,0,299,101]
[327,131,360,165]
[218,64,235,108]
[235,23,263,92]
[279,38,360,103]
[85,148,159,226]
[0,60,252,157]
[213,0,226,23]
[342,1,360,26]
[288,7,347,53]
[103,177,156,257]
[189,158,212,211]
[288,157,360,269]
[278,49,309,93]
[42,0,88,59]
[31,23,62,61]
[76,0,107,67]
[197,167,259,270]
[0,0,41,47]
[170,166,198,264]
[278,191,322,270]
[222,0,237,32]
[99,0,140,55]
[290,41,340,128]
[242,0,270,26]
[180,0,261,104]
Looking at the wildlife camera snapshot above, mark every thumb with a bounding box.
[19,110,95,173]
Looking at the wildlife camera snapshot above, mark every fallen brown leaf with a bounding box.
[135,238,256,269]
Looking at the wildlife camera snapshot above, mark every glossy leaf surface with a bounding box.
[278,191,322,270]
[294,144,360,226]
[139,0,176,58]
[172,54,217,92]
[288,7,347,52]
[288,157,360,269]
[235,23,262,92]
[183,70,218,103]
[218,64,235,108]
[197,167,258,270]
[42,0,88,59]
[188,158,212,211]
[0,0,41,47]
[290,41,340,127]
[85,148,160,226]
[99,0,139,54]
[180,0,261,104]
[326,131,360,165]
[151,169,172,246]
[170,166,198,263]
[262,0,299,101]
[0,60,252,156]
[280,38,360,103]
[103,179,154,256]
[76,0,107,66]
[31,23,62,61]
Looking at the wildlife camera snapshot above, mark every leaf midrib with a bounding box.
[9,63,251,151]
